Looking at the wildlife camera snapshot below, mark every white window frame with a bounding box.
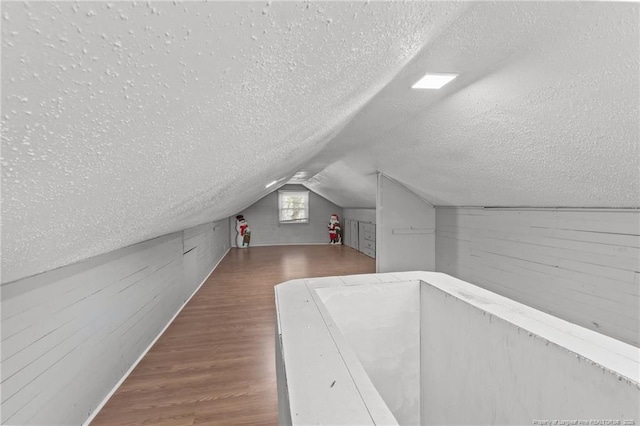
[278,190,309,224]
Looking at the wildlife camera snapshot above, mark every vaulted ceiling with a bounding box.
[2,1,638,283]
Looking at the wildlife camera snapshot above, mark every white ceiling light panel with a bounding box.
[411,73,458,89]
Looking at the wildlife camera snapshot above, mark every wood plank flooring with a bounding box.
[91,245,375,425]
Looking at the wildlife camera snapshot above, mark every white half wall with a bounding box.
[435,207,640,346]
[275,272,639,426]
[420,276,640,425]
[376,174,435,273]
[316,282,420,425]
[0,219,230,425]
[230,184,342,247]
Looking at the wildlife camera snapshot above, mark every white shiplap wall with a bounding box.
[183,220,230,294]
[343,208,376,224]
[230,185,342,247]
[1,219,230,425]
[435,207,640,346]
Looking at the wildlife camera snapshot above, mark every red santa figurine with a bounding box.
[328,214,341,244]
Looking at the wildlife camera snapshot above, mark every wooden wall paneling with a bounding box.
[435,207,640,346]
[1,220,231,425]
[1,234,184,424]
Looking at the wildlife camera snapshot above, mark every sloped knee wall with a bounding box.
[1,219,230,425]
[435,208,640,346]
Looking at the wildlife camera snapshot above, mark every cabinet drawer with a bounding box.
[361,239,375,250]
[361,230,375,242]
[359,222,375,234]
[361,247,375,258]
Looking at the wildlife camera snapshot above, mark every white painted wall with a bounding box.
[376,174,435,273]
[420,277,640,425]
[0,219,230,425]
[343,208,376,224]
[435,207,640,346]
[316,282,421,425]
[230,185,342,247]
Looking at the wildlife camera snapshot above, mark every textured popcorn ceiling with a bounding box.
[308,2,640,208]
[1,2,638,283]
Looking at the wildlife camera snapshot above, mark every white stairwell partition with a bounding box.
[275,272,639,426]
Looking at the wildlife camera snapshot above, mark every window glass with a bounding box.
[278,191,309,223]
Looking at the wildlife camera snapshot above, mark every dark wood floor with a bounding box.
[92,245,375,425]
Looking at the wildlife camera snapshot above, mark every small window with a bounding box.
[278,190,309,223]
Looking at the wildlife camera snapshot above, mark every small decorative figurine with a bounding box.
[328,214,342,244]
[236,215,251,248]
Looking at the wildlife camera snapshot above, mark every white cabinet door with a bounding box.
[342,219,351,246]
[350,220,359,250]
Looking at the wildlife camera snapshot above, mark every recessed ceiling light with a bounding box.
[266,180,278,189]
[412,73,458,89]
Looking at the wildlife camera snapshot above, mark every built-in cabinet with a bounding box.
[342,219,375,258]
[358,222,376,258]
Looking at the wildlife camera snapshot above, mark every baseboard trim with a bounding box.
[233,242,335,248]
[83,247,231,426]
